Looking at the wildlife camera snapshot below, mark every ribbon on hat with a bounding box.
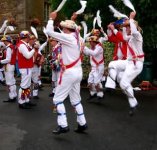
[122,0,136,12]
[75,0,87,15]
[55,0,67,12]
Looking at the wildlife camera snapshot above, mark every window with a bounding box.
[44,1,51,22]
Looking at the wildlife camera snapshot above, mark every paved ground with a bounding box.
[0,84,157,150]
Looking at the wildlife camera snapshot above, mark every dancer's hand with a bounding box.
[130,11,136,19]
[49,11,57,20]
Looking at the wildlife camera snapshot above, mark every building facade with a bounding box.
[0,0,50,32]
[0,0,51,75]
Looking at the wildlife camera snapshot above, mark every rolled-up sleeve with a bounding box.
[84,46,103,56]
[46,20,74,45]
[1,47,12,64]
[19,44,35,59]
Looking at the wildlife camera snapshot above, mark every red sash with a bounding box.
[127,43,144,64]
[58,33,82,85]
[92,57,104,66]
[91,43,104,66]
[58,56,81,85]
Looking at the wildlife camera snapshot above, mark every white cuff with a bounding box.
[113,29,118,35]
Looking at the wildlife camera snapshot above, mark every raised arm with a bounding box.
[19,44,35,59]
[0,47,11,64]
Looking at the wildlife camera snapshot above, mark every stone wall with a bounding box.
[0,0,46,32]
[0,0,26,31]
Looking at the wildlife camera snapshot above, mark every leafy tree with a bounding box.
[49,0,157,79]
[49,0,156,50]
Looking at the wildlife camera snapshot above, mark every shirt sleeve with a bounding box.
[99,36,108,44]
[107,29,112,37]
[122,27,131,41]
[46,20,74,45]
[130,19,141,39]
[19,44,35,59]
[1,47,12,64]
[84,45,103,56]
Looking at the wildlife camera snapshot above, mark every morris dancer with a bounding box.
[38,66,43,89]
[28,35,39,99]
[48,37,62,98]
[17,31,36,109]
[31,39,46,99]
[0,42,6,85]
[105,20,128,89]
[84,36,105,102]
[46,11,87,134]
[106,12,144,116]
[0,36,17,102]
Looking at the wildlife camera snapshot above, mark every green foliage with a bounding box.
[48,0,157,78]
[104,42,114,67]
[49,0,157,52]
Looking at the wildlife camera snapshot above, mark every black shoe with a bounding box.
[96,96,103,103]
[19,103,32,109]
[49,93,54,97]
[26,101,37,107]
[33,96,39,99]
[74,124,88,133]
[3,97,16,103]
[39,84,44,89]
[86,94,97,101]
[0,80,6,86]
[129,105,138,116]
[105,88,115,93]
[53,126,70,135]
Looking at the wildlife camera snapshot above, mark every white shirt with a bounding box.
[123,19,144,61]
[1,44,12,64]
[46,20,81,66]
[84,44,104,67]
[18,40,35,59]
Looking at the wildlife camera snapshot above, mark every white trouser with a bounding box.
[105,60,126,89]
[18,68,32,104]
[32,65,39,96]
[90,83,104,97]
[88,65,104,97]
[38,66,42,85]
[53,66,86,128]
[0,70,5,81]
[4,64,17,99]
[119,60,143,107]
[106,59,143,107]
[51,70,59,94]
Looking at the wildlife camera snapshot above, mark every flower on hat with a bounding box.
[19,31,30,38]
[91,29,101,36]
[60,20,77,30]
[1,35,12,42]
[88,36,99,42]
